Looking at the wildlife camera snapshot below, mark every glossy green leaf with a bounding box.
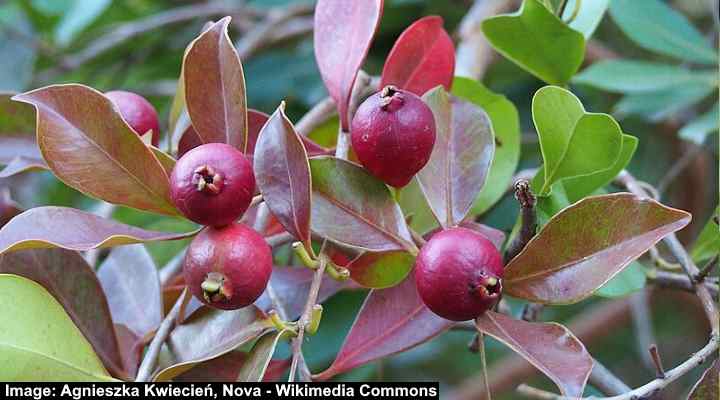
[254,103,312,252]
[347,250,414,289]
[451,77,521,216]
[505,193,691,304]
[0,207,197,255]
[398,178,438,234]
[688,359,719,400]
[594,261,646,298]
[183,17,247,150]
[691,207,719,264]
[680,105,719,145]
[0,274,116,381]
[309,156,415,252]
[0,249,127,379]
[418,87,494,227]
[236,330,287,382]
[13,85,178,216]
[533,86,623,195]
[481,0,585,85]
[476,311,592,397]
[614,84,714,121]
[574,61,717,93]
[561,0,609,38]
[562,134,638,203]
[154,306,273,381]
[609,0,717,65]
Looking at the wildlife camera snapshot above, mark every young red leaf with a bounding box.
[254,103,313,252]
[97,245,163,338]
[418,87,495,228]
[505,193,691,304]
[476,311,593,398]
[12,85,178,215]
[153,306,273,381]
[183,17,247,150]
[244,109,271,163]
[688,359,718,400]
[313,0,383,129]
[0,156,47,178]
[0,206,197,255]
[0,248,127,379]
[309,156,415,252]
[347,250,414,289]
[114,323,144,379]
[174,351,290,382]
[254,266,346,321]
[381,16,455,96]
[425,221,506,250]
[314,274,453,380]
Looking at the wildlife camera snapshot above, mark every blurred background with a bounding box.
[0,0,717,398]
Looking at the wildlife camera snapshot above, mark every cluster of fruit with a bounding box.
[110,85,504,321]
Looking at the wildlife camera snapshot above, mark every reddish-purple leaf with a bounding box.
[0,248,127,379]
[153,306,273,381]
[98,245,163,338]
[505,193,691,304]
[114,324,143,379]
[309,156,415,252]
[183,17,247,150]
[688,359,718,400]
[381,16,455,96]
[315,274,453,380]
[347,250,414,289]
[254,266,346,321]
[244,109,270,163]
[254,103,312,252]
[0,206,197,255]
[418,87,494,228]
[313,0,383,129]
[174,351,290,382]
[476,311,593,398]
[176,125,202,159]
[12,85,178,215]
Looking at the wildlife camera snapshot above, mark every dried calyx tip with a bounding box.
[193,165,224,194]
[379,85,403,110]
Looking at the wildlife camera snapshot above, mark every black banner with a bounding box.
[3,382,439,399]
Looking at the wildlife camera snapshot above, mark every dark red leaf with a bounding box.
[254,266,346,321]
[476,311,593,398]
[174,351,290,382]
[0,248,128,379]
[315,274,453,380]
[313,0,383,129]
[425,221,506,250]
[504,193,691,304]
[183,17,247,150]
[381,16,455,95]
[0,206,197,255]
[244,109,270,163]
[418,87,495,228]
[98,245,163,338]
[114,323,144,379]
[0,187,21,227]
[12,85,178,215]
[254,103,312,252]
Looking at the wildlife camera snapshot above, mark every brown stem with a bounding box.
[505,179,537,263]
[289,257,327,381]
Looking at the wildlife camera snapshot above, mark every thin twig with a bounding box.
[647,344,666,379]
[656,143,704,195]
[505,179,537,263]
[648,269,718,298]
[135,289,187,381]
[589,359,632,396]
[235,3,313,59]
[695,255,718,282]
[479,333,492,400]
[629,290,656,371]
[289,257,327,381]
